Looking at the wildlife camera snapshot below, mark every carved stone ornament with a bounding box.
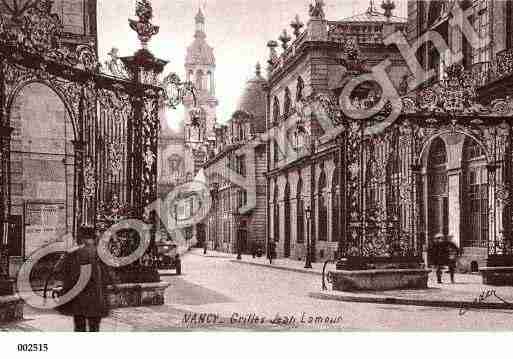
[103,47,131,80]
[309,0,326,19]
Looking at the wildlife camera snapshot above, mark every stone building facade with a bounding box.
[265,1,410,262]
[202,65,267,254]
[401,0,513,271]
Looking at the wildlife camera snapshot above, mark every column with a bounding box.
[0,126,13,281]
[447,168,461,247]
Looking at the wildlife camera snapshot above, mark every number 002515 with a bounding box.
[17,344,49,352]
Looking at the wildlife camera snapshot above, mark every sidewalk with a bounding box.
[208,249,513,311]
[191,248,333,275]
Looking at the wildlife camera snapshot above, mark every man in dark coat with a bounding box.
[432,234,460,284]
[268,240,276,265]
[56,226,119,332]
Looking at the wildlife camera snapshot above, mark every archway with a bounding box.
[284,181,291,258]
[426,137,448,264]
[423,133,490,268]
[9,82,75,277]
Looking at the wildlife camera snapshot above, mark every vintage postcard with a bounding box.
[0,0,513,346]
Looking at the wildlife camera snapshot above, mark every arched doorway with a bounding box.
[331,168,340,243]
[284,181,291,258]
[318,170,328,243]
[296,177,305,246]
[9,82,75,277]
[273,180,279,246]
[427,138,448,263]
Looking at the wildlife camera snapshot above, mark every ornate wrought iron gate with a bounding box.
[340,64,513,268]
[0,2,162,245]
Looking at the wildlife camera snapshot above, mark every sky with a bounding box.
[97,0,407,129]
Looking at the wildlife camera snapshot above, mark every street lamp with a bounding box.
[234,208,242,260]
[305,205,312,269]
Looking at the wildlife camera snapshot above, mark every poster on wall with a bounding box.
[24,202,67,258]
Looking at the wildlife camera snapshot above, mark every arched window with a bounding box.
[273,140,280,165]
[331,168,340,243]
[297,177,305,244]
[195,70,204,90]
[273,180,280,244]
[272,96,280,124]
[296,77,304,102]
[429,138,447,168]
[206,71,212,93]
[238,122,244,141]
[318,170,328,242]
[284,88,292,118]
[462,137,488,248]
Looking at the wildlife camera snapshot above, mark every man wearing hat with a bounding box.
[56,226,119,332]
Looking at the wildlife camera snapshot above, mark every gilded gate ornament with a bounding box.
[83,157,96,200]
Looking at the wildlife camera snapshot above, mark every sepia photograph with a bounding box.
[0,0,513,353]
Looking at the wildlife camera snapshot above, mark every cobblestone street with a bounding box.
[2,250,513,331]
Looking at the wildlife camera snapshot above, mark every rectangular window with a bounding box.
[471,0,490,65]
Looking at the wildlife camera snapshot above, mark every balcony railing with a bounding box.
[471,49,513,89]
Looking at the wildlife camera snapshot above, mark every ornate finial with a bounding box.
[309,0,325,20]
[195,6,205,24]
[290,14,304,37]
[381,0,396,19]
[279,29,292,50]
[36,0,55,13]
[267,40,279,66]
[129,0,160,49]
[256,63,261,77]
[367,0,376,14]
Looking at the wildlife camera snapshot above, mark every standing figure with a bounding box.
[268,240,276,265]
[56,226,119,332]
[431,234,460,284]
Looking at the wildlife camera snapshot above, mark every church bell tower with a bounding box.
[183,7,218,152]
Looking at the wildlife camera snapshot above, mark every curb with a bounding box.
[230,260,325,276]
[158,270,180,277]
[309,291,513,311]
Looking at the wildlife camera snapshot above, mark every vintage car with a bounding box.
[156,242,179,271]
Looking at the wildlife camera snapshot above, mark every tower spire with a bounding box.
[195,5,206,37]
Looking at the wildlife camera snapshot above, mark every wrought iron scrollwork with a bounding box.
[161,72,196,110]
[0,0,99,71]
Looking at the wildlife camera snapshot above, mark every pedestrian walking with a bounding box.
[56,226,120,332]
[268,240,276,264]
[432,234,460,284]
[175,254,182,275]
